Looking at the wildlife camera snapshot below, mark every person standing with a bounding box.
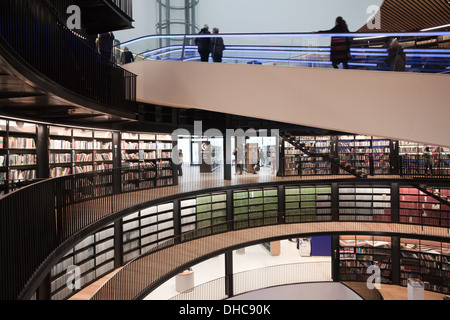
[120,47,135,65]
[423,147,434,176]
[210,27,225,63]
[177,150,184,176]
[318,17,351,69]
[385,38,406,72]
[98,32,115,61]
[195,24,211,62]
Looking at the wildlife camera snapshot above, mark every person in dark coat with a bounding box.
[98,32,115,61]
[385,38,406,72]
[210,27,226,63]
[319,17,351,69]
[120,47,135,65]
[195,24,211,62]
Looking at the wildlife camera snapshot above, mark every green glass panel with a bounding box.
[197,196,211,204]
[249,197,264,205]
[286,202,300,209]
[197,203,212,213]
[234,199,249,207]
[285,188,300,195]
[316,187,331,194]
[212,209,226,218]
[264,203,278,211]
[301,187,316,194]
[234,191,248,199]
[301,201,316,208]
[249,190,263,198]
[286,195,300,202]
[197,220,211,228]
[197,211,211,220]
[234,206,248,214]
[212,202,226,210]
[264,189,278,196]
[264,196,277,204]
[301,194,317,201]
[212,194,226,202]
[249,205,263,212]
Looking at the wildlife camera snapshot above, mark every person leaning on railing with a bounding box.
[210,27,225,63]
[317,16,352,69]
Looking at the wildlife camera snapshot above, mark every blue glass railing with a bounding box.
[115,32,450,73]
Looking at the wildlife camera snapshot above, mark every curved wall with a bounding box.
[123,60,450,147]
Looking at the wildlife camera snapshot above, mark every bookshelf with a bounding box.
[180,192,228,236]
[400,238,450,294]
[121,132,173,191]
[283,136,332,176]
[49,126,114,178]
[122,203,175,263]
[156,134,173,187]
[339,185,391,222]
[0,120,7,196]
[284,185,332,222]
[6,121,38,192]
[399,187,450,227]
[339,235,392,284]
[399,141,450,175]
[233,188,278,229]
[50,223,115,300]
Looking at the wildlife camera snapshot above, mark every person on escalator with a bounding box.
[195,24,212,62]
[318,16,352,69]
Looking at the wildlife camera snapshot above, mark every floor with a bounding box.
[145,239,332,300]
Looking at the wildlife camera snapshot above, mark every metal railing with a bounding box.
[0,0,137,114]
[116,31,450,73]
[2,162,450,300]
[170,261,333,300]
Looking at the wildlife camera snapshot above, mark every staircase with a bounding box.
[280,133,368,179]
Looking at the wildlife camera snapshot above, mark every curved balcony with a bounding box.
[2,160,450,300]
[0,0,137,126]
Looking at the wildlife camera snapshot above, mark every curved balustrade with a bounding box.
[1,160,450,300]
[116,32,450,73]
[0,0,137,115]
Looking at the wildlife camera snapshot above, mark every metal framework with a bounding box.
[156,0,199,35]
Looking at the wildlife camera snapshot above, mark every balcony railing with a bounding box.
[0,0,137,115]
[116,31,450,74]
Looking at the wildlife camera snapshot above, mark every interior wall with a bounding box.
[123,60,450,147]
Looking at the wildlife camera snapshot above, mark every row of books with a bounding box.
[9,154,36,166]
[50,140,113,150]
[9,169,36,182]
[8,137,36,149]
[50,153,71,164]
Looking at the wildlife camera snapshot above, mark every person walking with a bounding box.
[120,47,135,65]
[210,27,225,63]
[98,32,115,61]
[195,24,211,62]
[318,17,351,69]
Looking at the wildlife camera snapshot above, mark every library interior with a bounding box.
[0,0,449,303]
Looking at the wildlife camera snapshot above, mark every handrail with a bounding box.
[0,0,137,115]
[115,31,450,73]
[90,218,450,300]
